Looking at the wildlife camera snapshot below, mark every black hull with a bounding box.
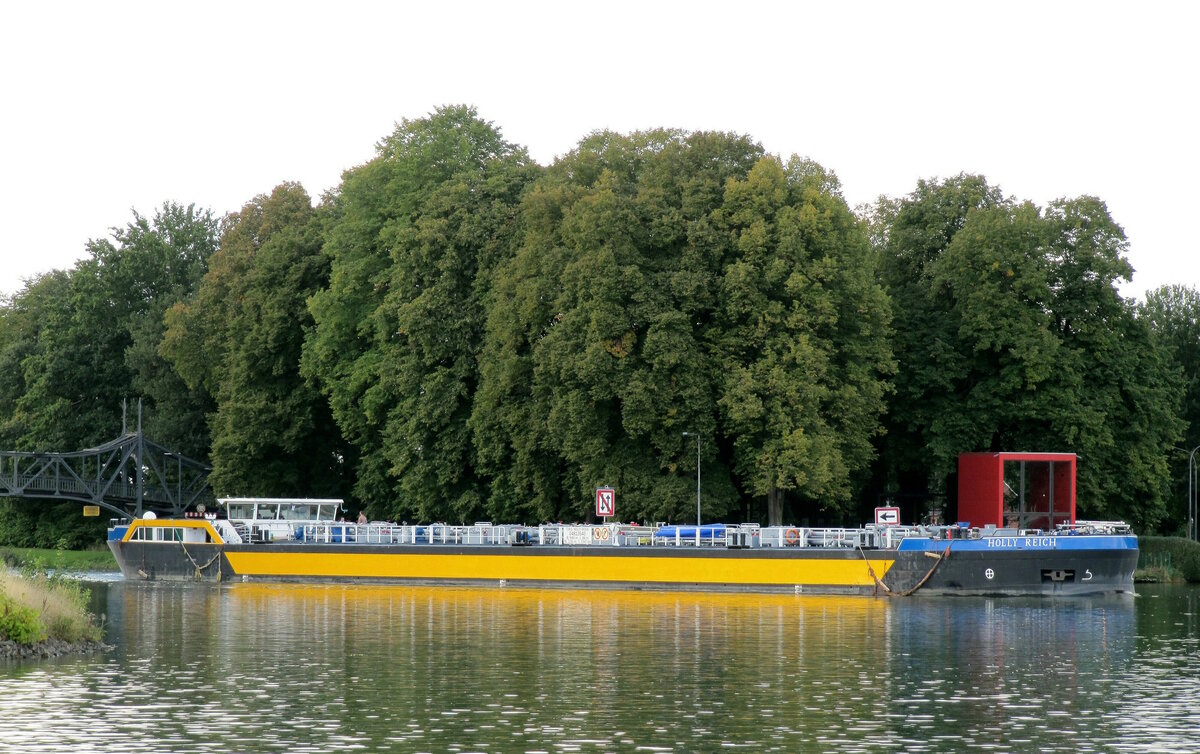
[109,540,230,582]
[882,547,1138,596]
[109,538,1137,597]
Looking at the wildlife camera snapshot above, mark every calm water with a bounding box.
[0,579,1197,753]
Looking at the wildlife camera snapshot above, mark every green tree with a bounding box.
[1141,284,1200,533]
[304,106,537,520]
[162,183,349,497]
[877,179,1183,528]
[0,204,216,547]
[475,130,764,524]
[874,174,1006,507]
[713,157,893,524]
[0,273,72,448]
[475,132,891,526]
[14,202,216,452]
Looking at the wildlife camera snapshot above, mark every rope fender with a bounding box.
[181,543,223,582]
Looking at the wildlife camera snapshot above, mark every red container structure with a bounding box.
[957,452,1076,530]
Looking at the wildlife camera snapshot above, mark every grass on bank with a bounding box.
[0,546,118,572]
[1136,536,1200,583]
[0,563,105,645]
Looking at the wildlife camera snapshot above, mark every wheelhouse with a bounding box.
[220,498,343,523]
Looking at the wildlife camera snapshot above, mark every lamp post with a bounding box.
[682,432,700,528]
[1189,445,1200,542]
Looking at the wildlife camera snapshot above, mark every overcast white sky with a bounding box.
[1,1,1195,301]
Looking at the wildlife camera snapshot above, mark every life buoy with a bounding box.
[784,528,801,545]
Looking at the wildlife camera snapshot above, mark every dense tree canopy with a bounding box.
[1141,284,1200,533]
[0,111,1193,546]
[11,202,216,452]
[0,202,217,546]
[161,183,348,497]
[303,106,539,520]
[474,130,767,524]
[473,131,892,525]
[876,177,1183,529]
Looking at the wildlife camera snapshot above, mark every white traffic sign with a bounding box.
[875,506,900,526]
[596,487,615,518]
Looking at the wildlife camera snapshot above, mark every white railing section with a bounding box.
[1057,520,1132,535]
[224,520,954,549]
[130,516,1134,550]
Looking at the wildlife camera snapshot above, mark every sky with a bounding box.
[1,1,1196,301]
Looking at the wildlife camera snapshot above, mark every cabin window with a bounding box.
[1002,460,1070,530]
[227,503,254,519]
[131,526,184,541]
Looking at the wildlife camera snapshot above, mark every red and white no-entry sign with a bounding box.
[875,506,900,526]
[596,487,615,518]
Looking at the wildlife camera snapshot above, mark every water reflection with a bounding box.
[0,582,1195,752]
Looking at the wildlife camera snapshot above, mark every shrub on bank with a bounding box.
[1137,536,1200,583]
[0,567,104,645]
[0,593,43,645]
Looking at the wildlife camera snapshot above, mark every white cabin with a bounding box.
[218,498,344,542]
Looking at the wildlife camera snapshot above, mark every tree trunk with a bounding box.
[767,485,783,527]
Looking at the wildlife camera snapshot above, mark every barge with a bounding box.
[106,452,1138,596]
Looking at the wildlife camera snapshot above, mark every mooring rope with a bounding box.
[858,546,891,595]
[862,544,951,597]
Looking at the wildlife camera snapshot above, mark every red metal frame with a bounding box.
[957,452,1076,529]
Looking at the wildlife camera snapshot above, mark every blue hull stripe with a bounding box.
[897,535,1137,552]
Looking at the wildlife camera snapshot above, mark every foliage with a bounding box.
[12,203,217,453]
[0,273,72,448]
[0,593,43,645]
[162,183,349,498]
[0,112,1188,542]
[875,177,1183,529]
[1137,536,1200,583]
[474,131,892,525]
[304,106,538,520]
[0,204,216,547]
[0,500,107,549]
[475,130,762,523]
[713,156,893,523]
[0,563,103,644]
[0,546,117,572]
[874,174,1006,500]
[1140,285,1200,534]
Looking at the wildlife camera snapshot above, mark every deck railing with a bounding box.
[238,521,930,549]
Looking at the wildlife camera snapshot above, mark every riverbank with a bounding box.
[0,637,109,660]
[1136,536,1200,583]
[0,546,118,572]
[0,565,109,660]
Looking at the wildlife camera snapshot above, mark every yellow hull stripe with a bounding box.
[225,551,895,587]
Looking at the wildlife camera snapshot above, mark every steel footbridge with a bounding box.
[0,427,211,521]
